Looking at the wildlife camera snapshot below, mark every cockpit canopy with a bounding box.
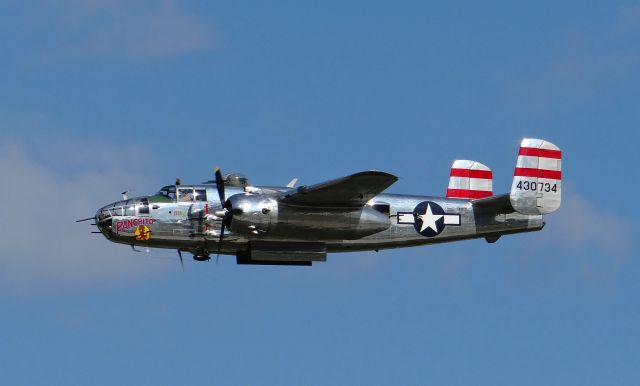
[156,186,208,202]
[154,173,248,203]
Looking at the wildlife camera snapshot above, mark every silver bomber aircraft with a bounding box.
[79,138,562,266]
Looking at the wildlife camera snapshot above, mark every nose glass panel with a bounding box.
[96,198,148,230]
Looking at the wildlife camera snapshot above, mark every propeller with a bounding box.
[216,224,225,263]
[214,167,232,262]
[214,167,226,204]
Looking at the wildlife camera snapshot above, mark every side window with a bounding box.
[178,188,194,202]
[167,187,177,200]
[124,204,136,216]
[138,198,149,215]
[110,206,123,216]
[194,189,207,202]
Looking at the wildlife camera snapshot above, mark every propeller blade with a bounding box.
[177,250,185,271]
[214,167,226,205]
[214,167,232,264]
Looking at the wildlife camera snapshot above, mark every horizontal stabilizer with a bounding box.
[279,171,398,207]
[472,194,513,213]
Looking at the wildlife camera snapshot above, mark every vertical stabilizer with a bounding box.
[446,160,493,199]
[510,138,562,215]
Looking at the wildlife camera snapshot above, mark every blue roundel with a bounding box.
[413,201,446,237]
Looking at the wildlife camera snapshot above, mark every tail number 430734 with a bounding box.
[516,181,557,192]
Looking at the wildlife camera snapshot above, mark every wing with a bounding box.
[278,171,398,207]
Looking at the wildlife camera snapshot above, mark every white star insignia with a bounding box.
[418,204,443,233]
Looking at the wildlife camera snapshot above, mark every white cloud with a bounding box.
[52,0,215,59]
[0,141,171,294]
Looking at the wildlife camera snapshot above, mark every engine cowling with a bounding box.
[227,194,278,235]
[226,194,390,240]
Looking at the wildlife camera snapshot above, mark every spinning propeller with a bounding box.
[213,167,233,262]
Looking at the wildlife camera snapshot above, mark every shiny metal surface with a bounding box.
[95,187,544,256]
[90,138,560,264]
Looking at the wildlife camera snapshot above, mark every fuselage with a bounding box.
[95,183,543,257]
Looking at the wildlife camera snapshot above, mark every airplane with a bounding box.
[78,138,562,266]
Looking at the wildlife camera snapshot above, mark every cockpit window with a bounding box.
[194,189,207,202]
[178,188,194,202]
[157,185,206,203]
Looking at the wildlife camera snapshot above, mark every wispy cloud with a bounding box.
[0,140,169,294]
[505,3,640,112]
[546,189,630,254]
[513,187,631,288]
[50,0,215,60]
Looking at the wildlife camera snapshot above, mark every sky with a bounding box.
[0,1,639,385]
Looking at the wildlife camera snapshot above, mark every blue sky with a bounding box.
[1,1,639,385]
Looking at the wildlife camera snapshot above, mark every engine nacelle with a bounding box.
[227,194,278,235]
[227,194,390,240]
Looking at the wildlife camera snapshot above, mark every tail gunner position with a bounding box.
[79,138,562,266]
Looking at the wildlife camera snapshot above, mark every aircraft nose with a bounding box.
[95,205,114,234]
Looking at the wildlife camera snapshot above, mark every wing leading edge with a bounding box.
[278,171,398,207]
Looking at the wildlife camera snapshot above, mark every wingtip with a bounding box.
[356,170,398,178]
[370,170,399,182]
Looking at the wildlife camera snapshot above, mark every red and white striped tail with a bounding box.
[510,138,562,215]
[446,160,493,199]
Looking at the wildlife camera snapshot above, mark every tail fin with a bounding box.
[510,138,562,215]
[447,160,493,199]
